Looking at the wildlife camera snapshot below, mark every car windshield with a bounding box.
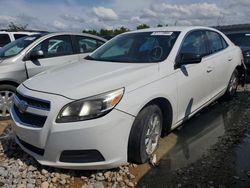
[227,33,250,47]
[0,34,43,58]
[86,31,180,63]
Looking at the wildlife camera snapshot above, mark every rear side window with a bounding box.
[75,36,105,53]
[179,30,208,57]
[32,35,73,58]
[14,34,28,40]
[227,33,250,47]
[206,31,228,54]
[0,34,11,47]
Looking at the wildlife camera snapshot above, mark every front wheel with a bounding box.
[128,105,162,164]
[0,85,16,120]
[222,69,239,100]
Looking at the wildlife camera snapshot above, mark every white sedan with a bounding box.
[11,26,245,169]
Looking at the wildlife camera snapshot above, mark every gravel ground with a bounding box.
[0,128,138,188]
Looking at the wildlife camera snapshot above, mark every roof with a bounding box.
[43,32,107,42]
[127,26,220,34]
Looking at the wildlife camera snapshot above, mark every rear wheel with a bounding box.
[128,105,162,164]
[0,85,16,120]
[222,70,239,100]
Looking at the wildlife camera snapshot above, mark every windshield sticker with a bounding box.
[151,31,173,36]
[24,37,36,41]
[245,34,250,36]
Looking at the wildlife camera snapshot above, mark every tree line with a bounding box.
[5,22,166,36]
[82,24,167,37]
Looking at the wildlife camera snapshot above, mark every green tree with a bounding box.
[157,24,163,27]
[7,22,28,31]
[137,24,150,30]
[113,26,130,35]
[82,29,98,35]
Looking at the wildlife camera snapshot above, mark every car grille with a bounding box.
[14,92,50,128]
[15,92,50,110]
[13,105,47,128]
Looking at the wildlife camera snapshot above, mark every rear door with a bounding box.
[25,35,79,77]
[205,30,231,97]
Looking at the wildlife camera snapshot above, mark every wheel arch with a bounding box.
[235,64,246,86]
[139,97,173,136]
[0,80,19,88]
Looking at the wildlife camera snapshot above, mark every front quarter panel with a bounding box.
[0,60,27,84]
[115,70,178,126]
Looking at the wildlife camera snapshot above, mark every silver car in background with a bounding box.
[0,32,107,119]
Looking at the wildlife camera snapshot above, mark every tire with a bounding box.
[128,105,163,164]
[222,69,239,100]
[0,84,16,120]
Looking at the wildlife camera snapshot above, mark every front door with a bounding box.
[25,35,79,78]
[175,30,212,121]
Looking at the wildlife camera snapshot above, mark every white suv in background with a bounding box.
[0,30,40,48]
[11,26,245,170]
[0,32,106,119]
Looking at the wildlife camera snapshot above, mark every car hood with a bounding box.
[23,60,159,100]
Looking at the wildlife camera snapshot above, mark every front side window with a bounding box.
[0,34,11,47]
[14,34,28,40]
[33,35,73,58]
[75,36,104,53]
[86,31,180,63]
[206,31,227,53]
[0,35,42,58]
[179,30,208,57]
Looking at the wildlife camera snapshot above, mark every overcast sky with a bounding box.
[0,0,249,32]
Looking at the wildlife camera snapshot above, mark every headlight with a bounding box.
[56,88,124,123]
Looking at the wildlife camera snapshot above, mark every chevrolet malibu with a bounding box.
[11,26,245,169]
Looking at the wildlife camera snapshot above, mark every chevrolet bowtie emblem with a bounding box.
[17,100,28,113]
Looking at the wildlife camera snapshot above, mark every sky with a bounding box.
[0,0,250,32]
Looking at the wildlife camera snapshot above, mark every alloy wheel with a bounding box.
[0,90,15,118]
[145,113,162,155]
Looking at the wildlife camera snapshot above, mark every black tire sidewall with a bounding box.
[128,105,163,164]
[226,70,239,98]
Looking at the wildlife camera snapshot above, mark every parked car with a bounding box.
[226,32,250,79]
[0,30,41,48]
[0,32,107,119]
[11,26,245,169]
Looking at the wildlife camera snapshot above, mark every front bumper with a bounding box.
[11,85,135,170]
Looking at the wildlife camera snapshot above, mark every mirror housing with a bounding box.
[175,53,202,69]
[29,50,44,60]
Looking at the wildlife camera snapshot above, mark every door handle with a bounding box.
[228,57,233,61]
[207,66,214,73]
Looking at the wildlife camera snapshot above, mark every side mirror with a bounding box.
[175,53,202,68]
[29,50,44,60]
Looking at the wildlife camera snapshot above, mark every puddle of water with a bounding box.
[137,100,243,187]
[233,135,250,187]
